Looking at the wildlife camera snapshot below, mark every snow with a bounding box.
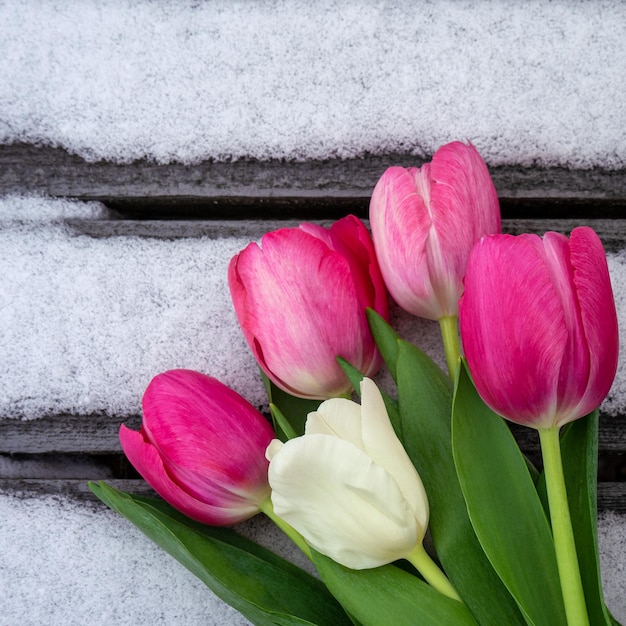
[0,0,625,168]
[1,0,625,623]
[0,492,624,625]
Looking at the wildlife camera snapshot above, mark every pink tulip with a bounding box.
[119,369,274,525]
[459,227,619,429]
[369,141,500,320]
[228,215,389,399]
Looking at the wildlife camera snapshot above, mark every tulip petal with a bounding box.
[541,231,591,420]
[268,434,419,569]
[229,227,370,398]
[460,234,568,426]
[370,142,500,320]
[370,166,440,319]
[141,370,273,507]
[564,227,619,423]
[359,379,429,530]
[427,142,500,315]
[120,425,259,526]
[305,397,365,448]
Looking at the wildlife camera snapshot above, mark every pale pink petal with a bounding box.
[370,166,440,319]
[428,141,501,315]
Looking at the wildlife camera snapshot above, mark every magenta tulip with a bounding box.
[369,141,500,321]
[459,227,619,429]
[228,215,389,399]
[119,369,274,525]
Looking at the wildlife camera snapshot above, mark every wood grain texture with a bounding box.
[2,413,624,455]
[2,142,625,219]
[62,218,626,252]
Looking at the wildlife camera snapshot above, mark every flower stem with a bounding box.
[538,426,589,626]
[259,497,312,560]
[438,315,461,379]
[406,543,462,602]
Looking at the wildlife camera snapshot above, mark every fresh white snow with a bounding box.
[1,0,625,167]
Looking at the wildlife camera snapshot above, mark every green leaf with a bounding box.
[89,482,351,626]
[366,308,400,382]
[451,362,567,626]
[312,551,478,626]
[270,403,298,440]
[261,371,321,438]
[396,341,526,625]
[558,412,615,625]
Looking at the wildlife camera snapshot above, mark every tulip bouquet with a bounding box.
[90,141,620,626]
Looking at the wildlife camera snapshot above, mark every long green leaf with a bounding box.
[89,482,351,626]
[396,341,526,625]
[558,412,616,625]
[313,551,478,626]
[451,362,567,626]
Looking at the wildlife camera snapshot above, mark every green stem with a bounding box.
[538,426,589,626]
[406,543,462,602]
[438,315,461,379]
[259,497,312,560]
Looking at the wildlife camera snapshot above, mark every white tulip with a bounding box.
[266,378,429,570]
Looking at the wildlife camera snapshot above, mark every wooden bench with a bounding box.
[1,142,625,512]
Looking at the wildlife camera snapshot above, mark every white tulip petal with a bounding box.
[265,438,284,462]
[359,378,429,529]
[305,397,364,449]
[268,433,419,569]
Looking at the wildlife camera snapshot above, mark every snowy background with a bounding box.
[1,1,625,624]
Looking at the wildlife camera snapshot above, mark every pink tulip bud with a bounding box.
[119,370,274,525]
[369,141,501,320]
[459,227,619,429]
[228,215,389,399]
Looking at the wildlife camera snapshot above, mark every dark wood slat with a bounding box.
[2,413,624,455]
[0,478,155,502]
[510,416,626,453]
[0,414,141,454]
[64,218,626,252]
[0,477,622,511]
[2,143,625,219]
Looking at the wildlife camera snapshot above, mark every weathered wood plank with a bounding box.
[64,218,626,252]
[1,477,622,512]
[0,414,141,454]
[2,143,625,219]
[2,413,624,455]
[0,478,155,502]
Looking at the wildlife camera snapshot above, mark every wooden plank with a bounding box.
[64,218,626,252]
[2,143,625,219]
[0,478,155,502]
[0,477,622,512]
[0,414,140,454]
[2,413,625,455]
